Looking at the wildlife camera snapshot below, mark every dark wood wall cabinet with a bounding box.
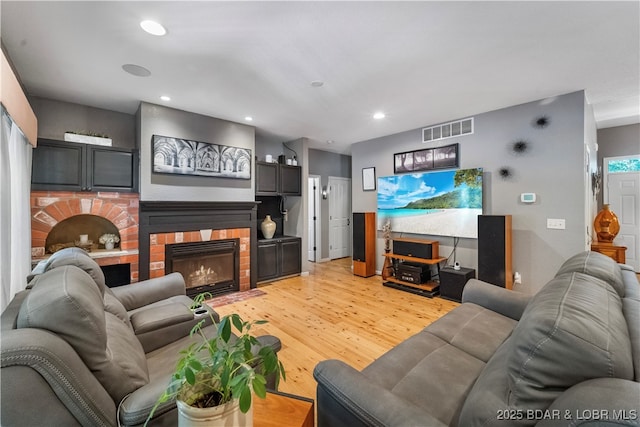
[257,236,301,283]
[32,139,139,193]
[255,161,301,196]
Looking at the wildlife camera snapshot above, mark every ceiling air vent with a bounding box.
[422,118,474,143]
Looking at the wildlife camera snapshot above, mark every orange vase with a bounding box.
[594,204,620,243]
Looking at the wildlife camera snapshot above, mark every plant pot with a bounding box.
[177,399,253,427]
[104,242,115,250]
[261,215,276,239]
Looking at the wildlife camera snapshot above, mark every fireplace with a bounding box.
[166,239,240,298]
[139,201,259,294]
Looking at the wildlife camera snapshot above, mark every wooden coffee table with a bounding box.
[254,390,314,427]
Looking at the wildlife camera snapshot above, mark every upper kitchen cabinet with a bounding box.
[255,161,301,196]
[31,139,139,193]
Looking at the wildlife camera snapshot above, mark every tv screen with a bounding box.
[377,168,483,238]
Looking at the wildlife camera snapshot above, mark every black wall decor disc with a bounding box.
[511,140,529,154]
[499,167,513,179]
[533,115,550,128]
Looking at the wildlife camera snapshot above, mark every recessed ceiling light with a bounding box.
[244,116,253,122]
[140,20,166,36]
[310,80,324,87]
[326,140,334,145]
[373,112,386,120]
[122,63,151,77]
[160,95,171,102]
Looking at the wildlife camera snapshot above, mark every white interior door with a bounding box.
[604,155,640,271]
[308,176,320,262]
[328,177,351,259]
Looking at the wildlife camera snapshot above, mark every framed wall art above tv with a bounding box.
[394,143,458,174]
[152,134,251,180]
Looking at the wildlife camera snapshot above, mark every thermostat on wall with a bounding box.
[520,193,536,203]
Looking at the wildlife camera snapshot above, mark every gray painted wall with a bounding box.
[596,124,640,208]
[30,96,136,148]
[137,102,255,201]
[255,138,287,163]
[309,148,352,260]
[351,91,589,293]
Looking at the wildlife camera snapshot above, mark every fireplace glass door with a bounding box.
[165,239,239,297]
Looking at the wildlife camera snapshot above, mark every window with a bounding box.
[607,156,640,173]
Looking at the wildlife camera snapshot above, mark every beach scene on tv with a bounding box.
[377,168,483,239]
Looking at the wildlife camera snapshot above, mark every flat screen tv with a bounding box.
[377,168,483,238]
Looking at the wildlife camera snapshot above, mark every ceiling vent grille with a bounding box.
[422,118,474,143]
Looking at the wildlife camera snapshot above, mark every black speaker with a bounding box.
[353,213,366,262]
[477,215,512,289]
[353,212,376,277]
[439,266,475,302]
[393,238,438,259]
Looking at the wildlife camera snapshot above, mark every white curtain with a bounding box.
[1,106,33,311]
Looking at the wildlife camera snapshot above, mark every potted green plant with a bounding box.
[145,294,285,426]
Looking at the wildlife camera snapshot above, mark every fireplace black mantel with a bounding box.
[138,201,259,286]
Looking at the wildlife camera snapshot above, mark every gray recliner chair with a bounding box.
[1,248,281,426]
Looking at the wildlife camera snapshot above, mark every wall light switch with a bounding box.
[547,218,566,229]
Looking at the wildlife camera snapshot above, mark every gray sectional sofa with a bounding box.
[1,248,281,426]
[314,251,640,426]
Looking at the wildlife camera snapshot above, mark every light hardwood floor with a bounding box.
[211,258,459,400]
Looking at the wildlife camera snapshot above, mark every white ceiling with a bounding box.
[2,1,639,154]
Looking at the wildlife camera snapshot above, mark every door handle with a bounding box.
[347,218,350,226]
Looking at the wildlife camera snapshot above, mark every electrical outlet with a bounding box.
[547,218,566,229]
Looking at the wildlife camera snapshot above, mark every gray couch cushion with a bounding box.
[556,250,625,297]
[360,303,517,426]
[622,297,640,381]
[362,332,486,426]
[17,266,149,402]
[458,335,514,426]
[104,291,133,329]
[130,303,194,334]
[425,302,518,362]
[507,272,634,413]
[45,247,108,294]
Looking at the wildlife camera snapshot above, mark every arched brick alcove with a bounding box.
[31,191,140,282]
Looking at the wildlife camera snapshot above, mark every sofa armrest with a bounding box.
[1,328,116,426]
[111,272,186,311]
[314,360,447,427]
[536,378,640,426]
[462,279,531,321]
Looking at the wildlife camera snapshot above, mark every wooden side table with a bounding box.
[591,242,627,264]
[254,390,314,427]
